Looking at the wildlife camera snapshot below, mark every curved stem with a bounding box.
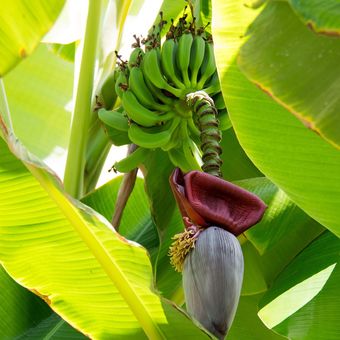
[64,0,103,198]
[186,90,222,177]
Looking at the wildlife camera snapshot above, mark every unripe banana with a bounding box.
[161,121,182,151]
[128,66,170,111]
[106,129,131,146]
[197,42,217,89]
[168,121,201,172]
[142,48,182,98]
[98,108,129,131]
[189,35,206,88]
[113,147,150,173]
[161,38,186,89]
[176,32,193,88]
[128,47,144,69]
[115,69,128,98]
[128,116,180,149]
[202,71,221,95]
[183,227,244,339]
[100,71,117,109]
[122,90,173,127]
[168,146,195,173]
[144,76,174,105]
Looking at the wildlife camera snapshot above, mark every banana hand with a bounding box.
[129,66,170,111]
[128,116,180,149]
[122,90,174,127]
[142,48,182,98]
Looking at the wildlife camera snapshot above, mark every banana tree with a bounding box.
[1,0,340,339]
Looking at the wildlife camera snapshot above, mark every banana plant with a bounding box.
[1,0,340,339]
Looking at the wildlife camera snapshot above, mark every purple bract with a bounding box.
[169,168,267,236]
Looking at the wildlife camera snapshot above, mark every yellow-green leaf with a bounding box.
[0,127,210,339]
[0,0,66,76]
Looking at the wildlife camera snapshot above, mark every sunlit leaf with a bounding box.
[82,176,159,262]
[239,1,340,149]
[0,0,65,76]
[3,44,73,168]
[288,0,340,35]
[0,130,210,339]
[228,293,286,340]
[259,232,340,339]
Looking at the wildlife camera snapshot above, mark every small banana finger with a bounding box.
[98,108,129,131]
[114,147,150,173]
[128,117,180,149]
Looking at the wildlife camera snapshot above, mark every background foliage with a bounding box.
[0,0,339,339]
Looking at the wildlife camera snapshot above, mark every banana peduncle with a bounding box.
[186,91,222,177]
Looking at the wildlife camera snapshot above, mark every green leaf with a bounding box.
[212,0,340,236]
[228,293,286,340]
[288,0,340,35]
[47,42,76,62]
[239,1,340,149]
[16,314,85,340]
[0,132,209,339]
[3,44,73,161]
[0,266,52,338]
[82,176,159,262]
[141,150,182,297]
[221,128,263,181]
[220,57,340,237]
[236,177,323,295]
[237,177,323,254]
[259,232,340,339]
[0,0,66,76]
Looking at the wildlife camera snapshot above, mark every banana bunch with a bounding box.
[99,10,231,173]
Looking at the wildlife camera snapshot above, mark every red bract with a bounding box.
[169,168,267,236]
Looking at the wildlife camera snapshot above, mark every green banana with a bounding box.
[128,117,180,149]
[161,120,182,151]
[144,76,174,105]
[197,42,217,89]
[122,90,174,127]
[115,69,128,98]
[100,71,117,109]
[106,129,131,146]
[128,66,170,111]
[187,117,200,137]
[189,35,206,88]
[213,92,226,110]
[218,108,232,130]
[142,48,182,98]
[176,32,193,88]
[161,38,185,89]
[180,120,202,170]
[202,71,221,95]
[128,47,144,69]
[168,121,202,172]
[113,147,150,173]
[98,108,129,131]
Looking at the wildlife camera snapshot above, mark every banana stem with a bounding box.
[111,144,138,230]
[186,91,222,177]
[64,0,103,198]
